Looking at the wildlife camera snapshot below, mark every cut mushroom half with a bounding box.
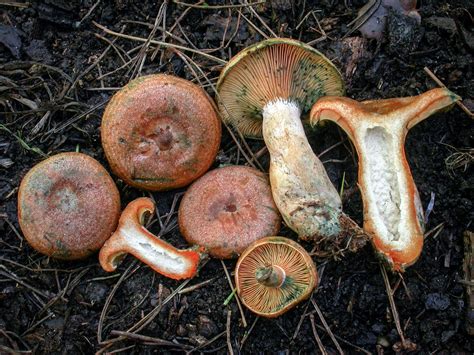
[101,74,221,191]
[217,38,369,252]
[235,236,318,318]
[99,197,203,280]
[310,88,461,271]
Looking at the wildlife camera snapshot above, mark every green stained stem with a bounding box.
[255,265,286,288]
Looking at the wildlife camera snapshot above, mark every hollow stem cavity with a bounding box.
[99,197,202,280]
[310,88,461,270]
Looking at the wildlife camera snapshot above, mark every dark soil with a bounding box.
[1,0,473,353]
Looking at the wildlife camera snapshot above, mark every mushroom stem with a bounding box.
[310,88,460,271]
[262,99,369,249]
[255,265,286,288]
[99,197,203,280]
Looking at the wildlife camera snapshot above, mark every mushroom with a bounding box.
[310,88,460,271]
[17,152,121,260]
[178,165,281,259]
[100,197,203,280]
[101,74,221,191]
[235,236,318,318]
[217,38,369,251]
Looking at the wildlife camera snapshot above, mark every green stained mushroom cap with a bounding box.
[216,38,345,138]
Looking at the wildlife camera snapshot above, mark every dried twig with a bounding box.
[110,330,192,349]
[424,67,473,119]
[93,22,227,64]
[311,298,344,355]
[97,261,139,343]
[179,277,218,294]
[226,309,234,355]
[239,316,259,350]
[310,314,328,355]
[221,260,248,327]
[187,331,226,353]
[380,264,413,350]
[173,0,265,9]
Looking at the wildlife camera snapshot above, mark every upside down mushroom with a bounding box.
[235,236,318,318]
[217,38,369,251]
[310,88,460,271]
[100,197,203,280]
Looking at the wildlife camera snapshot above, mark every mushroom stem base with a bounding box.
[255,265,286,288]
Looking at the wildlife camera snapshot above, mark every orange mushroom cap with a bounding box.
[17,152,121,260]
[101,74,221,191]
[178,165,281,259]
[235,236,318,318]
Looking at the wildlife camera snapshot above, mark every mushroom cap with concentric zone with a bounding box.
[216,38,345,138]
[178,165,281,259]
[235,236,318,318]
[17,152,121,260]
[101,74,221,191]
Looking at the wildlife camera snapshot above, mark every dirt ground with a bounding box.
[1,0,473,353]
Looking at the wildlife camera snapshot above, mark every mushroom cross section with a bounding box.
[101,74,221,191]
[217,38,369,250]
[178,165,281,259]
[310,88,460,271]
[99,197,203,280]
[235,236,318,318]
[17,152,121,260]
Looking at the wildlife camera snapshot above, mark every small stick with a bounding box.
[0,2,30,8]
[97,276,194,351]
[424,222,445,240]
[178,277,217,294]
[238,11,269,39]
[226,310,234,355]
[239,316,259,350]
[292,300,312,340]
[310,314,328,355]
[110,330,191,349]
[187,331,226,353]
[221,260,248,327]
[97,261,138,343]
[77,0,101,26]
[173,0,265,9]
[93,22,227,64]
[313,322,372,355]
[317,140,346,158]
[0,344,31,354]
[106,345,136,354]
[424,67,473,119]
[242,0,278,38]
[123,20,187,44]
[0,265,49,300]
[311,299,344,355]
[380,264,406,347]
